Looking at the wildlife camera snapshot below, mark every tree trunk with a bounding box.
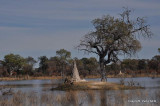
[7,68,11,76]
[61,67,64,78]
[100,61,107,82]
[61,64,65,79]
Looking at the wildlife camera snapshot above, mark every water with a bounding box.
[0,77,160,106]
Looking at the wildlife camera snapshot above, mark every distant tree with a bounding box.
[50,56,61,70]
[152,55,160,62]
[56,49,71,78]
[23,56,37,75]
[158,48,160,54]
[77,8,153,81]
[148,55,160,72]
[0,60,8,77]
[0,60,3,67]
[25,56,37,66]
[3,53,26,75]
[81,57,98,75]
[56,49,71,60]
[138,59,148,70]
[148,60,158,71]
[121,59,138,71]
[108,63,121,75]
[38,56,48,74]
[48,56,64,76]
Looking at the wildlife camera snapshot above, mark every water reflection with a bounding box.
[0,77,160,106]
[100,90,106,106]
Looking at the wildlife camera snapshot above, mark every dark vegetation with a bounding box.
[0,48,160,78]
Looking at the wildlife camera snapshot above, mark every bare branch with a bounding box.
[78,48,99,55]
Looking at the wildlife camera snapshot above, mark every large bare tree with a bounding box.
[77,8,153,81]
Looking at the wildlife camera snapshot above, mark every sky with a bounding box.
[0,0,160,62]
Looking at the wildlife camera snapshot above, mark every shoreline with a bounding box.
[0,76,62,81]
[0,74,160,81]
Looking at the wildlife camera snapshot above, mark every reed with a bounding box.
[0,89,159,106]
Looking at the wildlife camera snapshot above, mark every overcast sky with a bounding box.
[0,0,160,61]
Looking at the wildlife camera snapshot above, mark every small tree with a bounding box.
[38,56,48,75]
[56,49,71,78]
[3,53,26,75]
[158,48,160,54]
[23,56,37,75]
[77,8,153,81]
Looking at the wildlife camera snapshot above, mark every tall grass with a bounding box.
[0,89,159,106]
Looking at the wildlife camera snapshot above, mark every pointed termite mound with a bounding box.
[119,70,123,75]
[72,60,81,82]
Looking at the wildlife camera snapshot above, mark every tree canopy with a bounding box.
[56,49,71,78]
[3,53,26,75]
[25,56,37,66]
[78,8,153,81]
[23,56,37,75]
[38,56,48,74]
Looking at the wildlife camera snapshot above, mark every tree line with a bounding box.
[0,48,160,77]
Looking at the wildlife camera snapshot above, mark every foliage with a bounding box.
[152,55,160,62]
[56,49,71,61]
[81,57,98,75]
[78,8,152,81]
[38,56,48,74]
[148,55,160,71]
[0,53,160,77]
[23,56,37,75]
[3,53,26,75]
[121,59,138,70]
[137,59,148,70]
[25,56,37,66]
[56,49,71,78]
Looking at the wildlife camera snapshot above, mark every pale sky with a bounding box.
[0,0,160,61]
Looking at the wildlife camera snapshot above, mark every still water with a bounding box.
[0,77,160,106]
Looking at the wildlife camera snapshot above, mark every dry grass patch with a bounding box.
[51,81,143,91]
[0,76,61,81]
